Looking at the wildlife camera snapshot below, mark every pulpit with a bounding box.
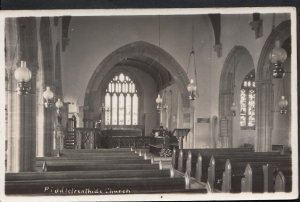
[172,128,190,149]
[75,128,100,149]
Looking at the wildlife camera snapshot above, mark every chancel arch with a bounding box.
[84,41,191,136]
[219,46,255,148]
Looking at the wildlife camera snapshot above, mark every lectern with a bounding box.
[172,128,190,149]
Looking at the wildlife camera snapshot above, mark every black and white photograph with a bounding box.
[0,6,298,201]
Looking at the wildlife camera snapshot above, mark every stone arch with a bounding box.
[256,20,291,152]
[219,46,255,148]
[84,41,190,109]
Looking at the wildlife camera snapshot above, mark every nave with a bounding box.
[3,8,296,199]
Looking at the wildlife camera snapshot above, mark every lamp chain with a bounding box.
[271,13,276,30]
[282,74,285,96]
[158,15,161,48]
[191,16,194,51]
[187,16,196,80]
[192,16,198,96]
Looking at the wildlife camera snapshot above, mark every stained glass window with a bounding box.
[240,70,256,130]
[104,73,138,125]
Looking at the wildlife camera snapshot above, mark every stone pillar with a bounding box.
[256,80,273,152]
[6,71,36,172]
[20,92,36,171]
[6,18,37,172]
[36,75,45,157]
[6,68,21,172]
[44,106,54,156]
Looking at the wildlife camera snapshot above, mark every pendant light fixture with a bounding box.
[156,94,162,110]
[278,76,288,114]
[269,14,287,79]
[55,98,64,113]
[269,40,287,78]
[279,96,288,114]
[155,15,163,112]
[43,86,54,108]
[186,17,198,101]
[14,60,32,95]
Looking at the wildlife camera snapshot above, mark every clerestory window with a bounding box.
[104,73,138,126]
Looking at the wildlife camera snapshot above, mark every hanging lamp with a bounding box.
[187,77,197,100]
[55,98,64,113]
[156,94,162,110]
[278,75,288,114]
[269,14,287,79]
[43,86,54,108]
[14,60,32,95]
[186,17,198,101]
[278,96,288,114]
[269,40,287,78]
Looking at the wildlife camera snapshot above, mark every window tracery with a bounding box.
[240,70,256,129]
[104,73,138,125]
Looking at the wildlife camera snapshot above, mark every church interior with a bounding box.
[3,10,296,197]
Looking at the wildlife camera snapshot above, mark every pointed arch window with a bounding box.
[104,73,138,126]
[240,70,256,130]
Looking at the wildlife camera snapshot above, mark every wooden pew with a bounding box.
[172,148,254,170]
[6,169,171,181]
[220,158,291,193]
[264,164,292,192]
[60,148,132,153]
[35,158,151,166]
[170,148,260,193]
[241,163,268,192]
[7,148,209,195]
[207,152,286,190]
[175,149,267,184]
[5,177,190,195]
[274,170,292,192]
[58,152,138,157]
[36,155,144,161]
[36,163,160,172]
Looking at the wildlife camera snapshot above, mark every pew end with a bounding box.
[221,159,231,192]
[178,149,184,172]
[185,171,191,189]
[42,161,47,172]
[274,171,286,192]
[207,155,215,190]
[195,153,202,182]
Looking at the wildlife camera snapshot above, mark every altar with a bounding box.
[73,127,150,149]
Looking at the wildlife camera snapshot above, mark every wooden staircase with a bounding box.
[6,148,207,195]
